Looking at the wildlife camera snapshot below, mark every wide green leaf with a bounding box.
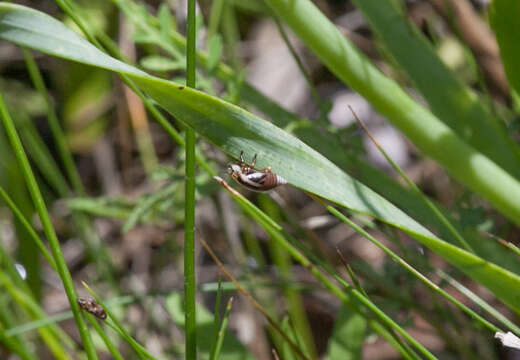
[2,3,520,313]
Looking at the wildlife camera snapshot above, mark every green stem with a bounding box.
[210,297,234,360]
[86,315,125,360]
[0,186,56,270]
[0,93,98,359]
[184,1,197,359]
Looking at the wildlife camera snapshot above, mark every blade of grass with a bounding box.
[210,297,234,360]
[185,1,197,359]
[0,92,97,359]
[85,314,125,360]
[109,0,517,271]
[208,275,223,360]
[0,186,56,270]
[436,269,520,336]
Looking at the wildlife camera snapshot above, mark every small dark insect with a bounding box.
[77,297,107,320]
[227,151,287,192]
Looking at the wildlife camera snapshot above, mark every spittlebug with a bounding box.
[77,297,107,320]
[227,151,287,192]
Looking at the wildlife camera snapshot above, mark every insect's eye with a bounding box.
[226,164,234,174]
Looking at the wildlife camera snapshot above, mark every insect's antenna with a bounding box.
[251,154,257,168]
[239,150,245,164]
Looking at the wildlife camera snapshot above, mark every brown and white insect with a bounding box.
[77,297,107,320]
[227,151,287,192]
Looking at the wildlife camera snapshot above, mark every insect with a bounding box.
[227,151,287,192]
[77,297,107,320]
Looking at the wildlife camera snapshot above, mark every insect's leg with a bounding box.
[251,153,257,168]
[240,150,245,164]
[262,166,272,173]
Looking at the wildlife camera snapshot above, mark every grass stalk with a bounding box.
[85,314,125,360]
[0,93,98,359]
[436,269,520,335]
[0,186,56,270]
[184,0,197,359]
[210,297,234,360]
[208,276,223,359]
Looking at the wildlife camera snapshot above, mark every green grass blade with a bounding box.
[85,314,125,360]
[210,297,233,360]
[208,276,223,360]
[185,0,197,358]
[437,269,520,336]
[0,186,56,269]
[3,2,520,315]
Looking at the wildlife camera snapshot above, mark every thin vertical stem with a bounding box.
[185,0,197,359]
[0,93,98,359]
